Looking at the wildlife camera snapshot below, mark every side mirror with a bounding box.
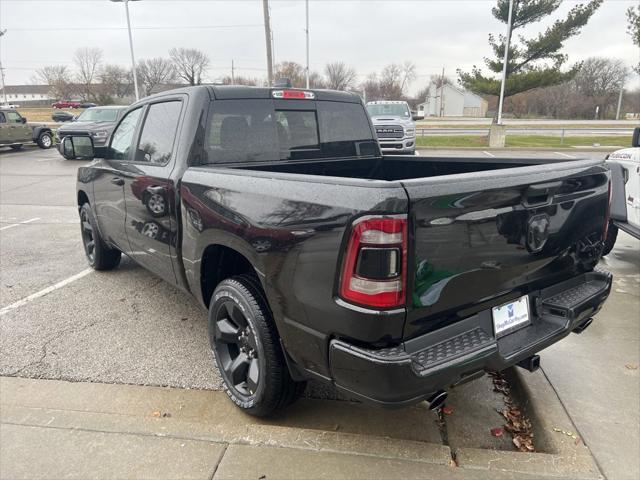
[61,135,95,160]
[632,127,640,148]
[21,116,27,123]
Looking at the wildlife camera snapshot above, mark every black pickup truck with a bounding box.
[64,85,612,416]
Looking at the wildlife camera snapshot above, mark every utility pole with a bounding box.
[305,0,309,89]
[616,83,624,120]
[0,29,7,105]
[497,0,514,125]
[231,59,235,84]
[262,0,274,86]
[438,67,444,117]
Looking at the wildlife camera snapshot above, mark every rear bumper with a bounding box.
[329,270,612,407]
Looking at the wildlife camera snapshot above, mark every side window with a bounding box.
[110,108,143,160]
[0,112,6,123]
[135,101,182,164]
[5,111,23,124]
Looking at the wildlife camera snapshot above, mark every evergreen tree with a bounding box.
[459,0,603,99]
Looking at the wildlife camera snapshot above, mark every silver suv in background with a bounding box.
[366,100,416,154]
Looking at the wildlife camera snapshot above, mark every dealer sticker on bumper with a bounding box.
[492,295,531,337]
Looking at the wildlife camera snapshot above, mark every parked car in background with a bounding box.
[1,103,20,108]
[366,100,417,154]
[603,127,640,255]
[79,102,98,109]
[52,100,81,109]
[63,85,612,418]
[52,111,75,122]
[0,108,54,149]
[56,105,128,151]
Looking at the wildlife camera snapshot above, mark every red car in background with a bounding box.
[52,100,81,109]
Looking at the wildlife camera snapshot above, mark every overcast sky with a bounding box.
[1,0,638,94]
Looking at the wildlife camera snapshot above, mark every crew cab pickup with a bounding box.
[64,85,612,416]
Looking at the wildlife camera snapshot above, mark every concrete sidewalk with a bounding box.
[0,376,600,480]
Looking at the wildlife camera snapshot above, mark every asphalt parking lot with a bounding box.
[1,146,638,479]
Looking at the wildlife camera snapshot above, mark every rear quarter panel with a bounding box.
[180,167,408,377]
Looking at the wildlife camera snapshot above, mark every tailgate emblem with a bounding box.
[526,214,550,253]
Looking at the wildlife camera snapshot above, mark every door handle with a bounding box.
[111,177,125,186]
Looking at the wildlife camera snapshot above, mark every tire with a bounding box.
[602,223,618,257]
[10,144,23,151]
[209,275,306,417]
[37,131,53,149]
[79,203,121,270]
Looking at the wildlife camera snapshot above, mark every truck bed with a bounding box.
[239,155,565,181]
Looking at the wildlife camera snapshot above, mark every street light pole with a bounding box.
[305,0,309,89]
[111,0,140,101]
[497,0,514,125]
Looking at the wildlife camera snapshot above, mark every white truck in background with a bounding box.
[603,127,640,255]
[366,100,417,154]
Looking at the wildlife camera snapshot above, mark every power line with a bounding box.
[6,24,264,32]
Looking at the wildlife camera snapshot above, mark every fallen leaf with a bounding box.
[152,411,161,417]
[491,427,504,437]
[448,458,458,468]
[625,364,638,370]
[442,406,454,415]
[162,412,171,418]
[575,437,582,445]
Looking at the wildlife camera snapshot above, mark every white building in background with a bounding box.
[417,82,488,118]
[0,85,54,104]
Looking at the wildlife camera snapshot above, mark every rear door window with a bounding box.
[135,101,182,164]
[204,99,377,164]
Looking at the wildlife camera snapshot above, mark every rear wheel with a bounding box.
[79,203,121,270]
[209,275,305,417]
[37,131,53,149]
[602,223,618,256]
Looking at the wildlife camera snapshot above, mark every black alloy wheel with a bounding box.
[213,299,261,397]
[81,208,96,263]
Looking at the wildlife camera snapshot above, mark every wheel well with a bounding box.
[201,245,259,307]
[78,190,89,207]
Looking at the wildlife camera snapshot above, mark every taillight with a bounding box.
[339,215,407,309]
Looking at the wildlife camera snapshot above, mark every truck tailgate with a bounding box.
[402,159,609,340]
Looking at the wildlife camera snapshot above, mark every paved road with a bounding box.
[1,146,638,478]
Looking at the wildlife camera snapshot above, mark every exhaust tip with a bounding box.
[426,390,448,410]
[572,317,593,334]
[517,354,540,373]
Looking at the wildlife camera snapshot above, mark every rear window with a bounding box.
[203,99,377,164]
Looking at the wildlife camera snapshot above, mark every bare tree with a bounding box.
[324,62,357,90]
[98,64,132,101]
[220,75,259,86]
[169,48,210,85]
[399,61,416,92]
[74,47,103,101]
[34,65,74,100]
[137,58,177,96]
[274,61,324,88]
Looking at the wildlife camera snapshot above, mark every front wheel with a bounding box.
[602,223,618,256]
[79,203,121,270]
[37,131,53,149]
[209,275,305,417]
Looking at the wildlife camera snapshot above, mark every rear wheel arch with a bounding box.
[200,244,263,308]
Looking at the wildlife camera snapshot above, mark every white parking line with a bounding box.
[0,217,40,231]
[0,269,93,317]
[483,151,496,158]
[554,151,575,159]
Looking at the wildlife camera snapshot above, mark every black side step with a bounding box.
[540,271,612,321]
